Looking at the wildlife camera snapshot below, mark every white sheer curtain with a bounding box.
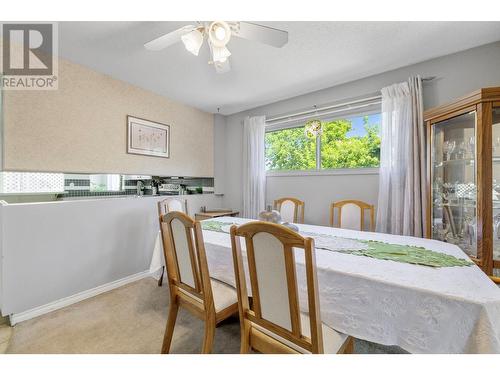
[242,116,266,219]
[376,76,427,236]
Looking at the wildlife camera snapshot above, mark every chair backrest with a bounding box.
[158,197,188,217]
[330,200,374,231]
[160,211,213,306]
[274,197,305,224]
[230,221,324,353]
[490,276,500,285]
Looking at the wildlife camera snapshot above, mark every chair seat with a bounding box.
[210,278,238,312]
[255,313,349,354]
[300,313,349,353]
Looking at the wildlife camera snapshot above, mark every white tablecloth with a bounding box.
[150,217,500,353]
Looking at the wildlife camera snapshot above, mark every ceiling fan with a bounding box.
[144,21,288,73]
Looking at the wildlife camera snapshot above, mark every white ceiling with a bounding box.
[57,21,500,115]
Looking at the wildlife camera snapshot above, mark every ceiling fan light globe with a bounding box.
[214,25,226,41]
[181,29,204,56]
[208,21,231,48]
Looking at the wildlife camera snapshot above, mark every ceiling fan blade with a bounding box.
[144,25,196,51]
[233,22,288,48]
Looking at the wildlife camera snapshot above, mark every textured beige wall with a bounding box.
[3,58,214,176]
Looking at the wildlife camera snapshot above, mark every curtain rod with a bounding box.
[266,95,381,124]
[267,99,381,127]
[266,76,436,124]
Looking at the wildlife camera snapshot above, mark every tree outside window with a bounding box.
[265,114,381,171]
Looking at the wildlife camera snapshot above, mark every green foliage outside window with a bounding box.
[265,115,381,171]
[265,127,316,170]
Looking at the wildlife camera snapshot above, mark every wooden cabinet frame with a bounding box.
[425,87,500,275]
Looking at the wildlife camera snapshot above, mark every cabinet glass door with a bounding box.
[492,106,500,275]
[431,111,477,257]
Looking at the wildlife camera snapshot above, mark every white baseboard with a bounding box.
[9,270,153,325]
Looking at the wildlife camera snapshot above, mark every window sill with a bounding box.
[266,168,379,177]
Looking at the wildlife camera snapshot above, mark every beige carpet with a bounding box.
[0,320,13,354]
[5,277,241,354]
[4,277,404,354]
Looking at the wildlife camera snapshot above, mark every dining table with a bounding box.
[150,216,500,354]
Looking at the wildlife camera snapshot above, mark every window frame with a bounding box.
[265,107,381,176]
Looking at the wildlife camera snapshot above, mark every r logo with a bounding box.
[2,23,53,76]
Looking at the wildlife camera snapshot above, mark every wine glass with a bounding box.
[468,137,475,158]
[458,141,467,159]
[443,140,456,161]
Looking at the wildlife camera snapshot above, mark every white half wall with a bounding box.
[220,42,500,225]
[0,194,222,317]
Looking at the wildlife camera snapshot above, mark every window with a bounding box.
[265,113,381,172]
[0,172,64,194]
[89,174,121,192]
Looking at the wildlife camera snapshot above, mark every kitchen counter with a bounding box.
[4,192,218,205]
[58,192,216,201]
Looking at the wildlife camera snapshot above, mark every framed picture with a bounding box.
[127,116,170,158]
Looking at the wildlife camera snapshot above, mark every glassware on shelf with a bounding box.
[494,137,500,156]
[431,111,477,258]
[457,141,468,160]
[468,137,475,158]
[443,140,456,161]
[493,214,500,241]
[493,179,500,201]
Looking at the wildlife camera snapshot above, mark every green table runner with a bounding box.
[336,240,472,267]
[201,220,473,268]
[201,220,238,233]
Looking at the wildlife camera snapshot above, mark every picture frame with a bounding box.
[127,115,170,158]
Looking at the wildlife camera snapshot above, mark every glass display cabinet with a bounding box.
[425,87,500,278]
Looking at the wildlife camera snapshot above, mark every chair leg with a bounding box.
[240,338,250,353]
[161,300,179,354]
[201,317,216,354]
[240,322,251,354]
[157,266,165,287]
[341,337,355,354]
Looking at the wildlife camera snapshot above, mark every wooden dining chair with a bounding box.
[490,275,500,284]
[230,221,353,354]
[157,197,188,286]
[330,200,375,231]
[274,197,305,224]
[160,211,239,354]
[158,197,188,216]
